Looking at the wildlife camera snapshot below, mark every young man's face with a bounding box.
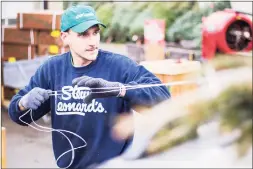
[62,25,101,61]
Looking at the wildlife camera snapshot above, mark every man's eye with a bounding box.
[94,30,100,35]
[78,33,87,36]
[77,30,100,37]
[78,33,88,37]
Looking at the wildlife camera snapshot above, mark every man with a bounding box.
[8,5,170,169]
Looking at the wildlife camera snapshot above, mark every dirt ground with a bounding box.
[2,110,57,168]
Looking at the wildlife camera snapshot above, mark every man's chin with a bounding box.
[82,54,98,61]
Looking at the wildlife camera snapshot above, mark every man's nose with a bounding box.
[88,35,97,45]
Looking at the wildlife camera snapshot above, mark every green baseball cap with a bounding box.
[61,5,106,33]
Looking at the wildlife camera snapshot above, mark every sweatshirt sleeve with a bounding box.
[121,57,171,107]
[8,61,51,126]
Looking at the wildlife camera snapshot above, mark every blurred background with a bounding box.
[1,1,252,168]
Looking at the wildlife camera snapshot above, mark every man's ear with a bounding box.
[61,31,69,47]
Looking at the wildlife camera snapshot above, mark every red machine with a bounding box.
[202,9,252,60]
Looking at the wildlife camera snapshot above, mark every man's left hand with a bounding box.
[72,76,125,103]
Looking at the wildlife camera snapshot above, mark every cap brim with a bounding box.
[71,20,106,33]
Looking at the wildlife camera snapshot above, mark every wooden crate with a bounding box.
[2,26,38,45]
[1,60,17,107]
[144,44,165,61]
[140,59,202,97]
[17,10,62,30]
[1,86,18,108]
[2,43,37,60]
[38,44,69,56]
[3,87,18,101]
[38,30,63,46]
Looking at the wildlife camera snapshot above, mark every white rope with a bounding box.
[18,93,87,168]
[48,79,205,95]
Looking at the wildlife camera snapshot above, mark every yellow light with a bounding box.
[8,57,16,63]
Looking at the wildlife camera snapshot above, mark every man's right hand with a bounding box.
[19,87,51,111]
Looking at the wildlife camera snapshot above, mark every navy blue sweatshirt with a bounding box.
[8,49,170,168]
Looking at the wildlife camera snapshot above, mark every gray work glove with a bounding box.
[19,87,51,110]
[72,76,123,103]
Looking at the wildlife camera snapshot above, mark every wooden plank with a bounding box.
[1,127,6,168]
[1,86,4,104]
[17,10,63,30]
[2,43,37,60]
[2,26,39,45]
